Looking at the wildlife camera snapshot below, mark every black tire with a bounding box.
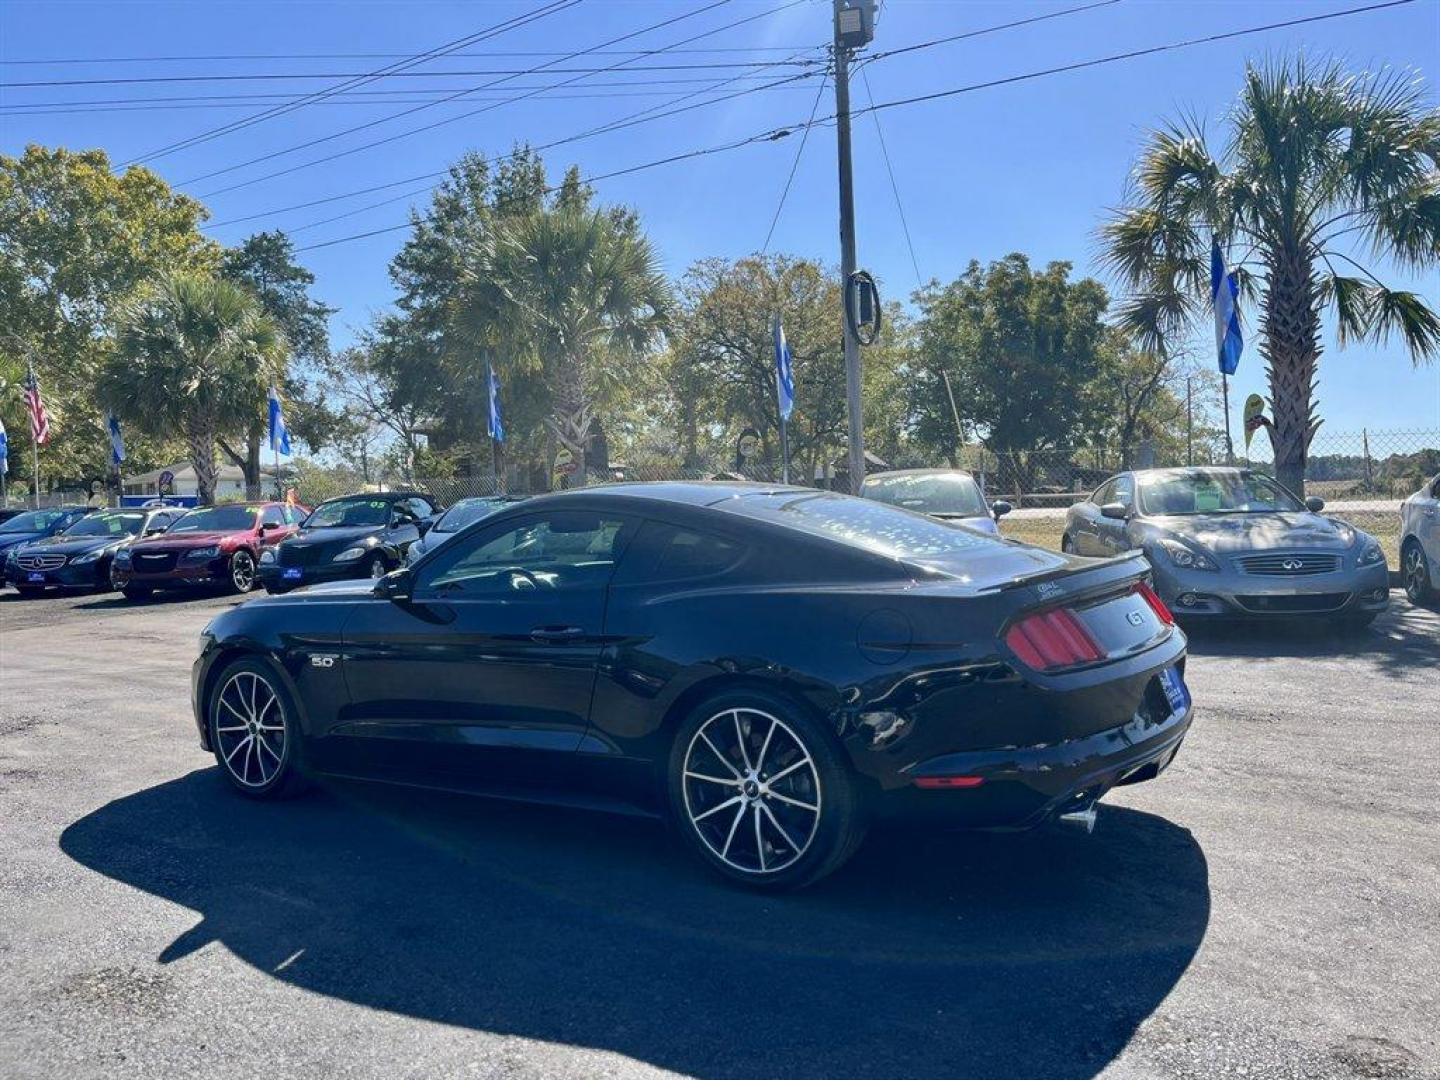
[365,553,388,581]
[208,656,310,800]
[121,585,153,602]
[225,549,258,595]
[1402,539,1436,606]
[667,688,866,891]
[1060,533,1075,554]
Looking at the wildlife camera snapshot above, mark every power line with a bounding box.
[190,0,811,197]
[859,64,921,288]
[866,0,1121,63]
[119,0,581,167]
[287,0,1416,254]
[761,68,830,254]
[0,45,824,66]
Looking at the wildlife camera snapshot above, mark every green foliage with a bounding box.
[1100,56,1440,490]
[0,145,216,487]
[101,273,283,504]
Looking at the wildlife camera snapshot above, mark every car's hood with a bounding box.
[1149,512,1354,553]
[253,578,378,604]
[133,530,240,550]
[931,512,998,534]
[17,533,130,556]
[284,525,380,549]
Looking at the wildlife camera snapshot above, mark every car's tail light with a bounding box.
[1134,581,1174,625]
[1004,607,1106,671]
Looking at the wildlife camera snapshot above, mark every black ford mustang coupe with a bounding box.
[194,483,1193,889]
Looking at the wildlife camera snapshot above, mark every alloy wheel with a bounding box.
[369,555,387,580]
[1404,545,1429,602]
[681,707,821,875]
[231,551,256,592]
[213,670,287,789]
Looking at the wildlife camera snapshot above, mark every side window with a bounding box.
[1112,475,1135,508]
[408,497,435,518]
[649,525,744,582]
[283,505,302,526]
[1092,479,1115,505]
[260,506,285,528]
[415,513,630,596]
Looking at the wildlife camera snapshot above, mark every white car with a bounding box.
[1400,472,1440,606]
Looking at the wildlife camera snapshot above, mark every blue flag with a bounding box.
[1211,240,1243,376]
[0,418,8,476]
[772,315,795,422]
[267,386,291,455]
[487,364,505,444]
[106,412,125,467]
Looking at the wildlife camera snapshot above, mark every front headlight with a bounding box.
[1154,537,1218,571]
[1358,542,1385,566]
[333,546,367,563]
[72,548,109,564]
[259,548,277,564]
[183,545,221,560]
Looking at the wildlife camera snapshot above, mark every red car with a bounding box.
[113,501,306,600]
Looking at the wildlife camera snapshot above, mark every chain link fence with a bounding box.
[289,428,1435,565]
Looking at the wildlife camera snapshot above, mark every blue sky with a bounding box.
[3,0,1437,435]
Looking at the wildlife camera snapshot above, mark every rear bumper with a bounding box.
[1152,560,1389,618]
[882,700,1191,829]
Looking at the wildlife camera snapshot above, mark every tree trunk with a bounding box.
[1260,247,1323,496]
[245,430,262,500]
[547,353,592,488]
[189,428,218,506]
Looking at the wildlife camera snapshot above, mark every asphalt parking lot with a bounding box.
[1,587,1437,1080]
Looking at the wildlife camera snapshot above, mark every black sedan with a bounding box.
[0,505,95,565]
[194,483,1193,890]
[258,492,437,594]
[5,506,184,594]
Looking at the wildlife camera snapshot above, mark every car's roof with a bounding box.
[862,468,978,481]
[318,490,429,503]
[1131,466,1253,480]
[527,480,804,510]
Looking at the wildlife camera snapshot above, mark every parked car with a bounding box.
[0,507,31,525]
[1063,467,1389,626]
[257,491,438,594]
[859,468,1011,533]
[1400,472,1439,606]
[405,495,525,564]
[0,506,95,568]
[113,501,306,600]
[194,482,1192,891]
[4,506,184,595]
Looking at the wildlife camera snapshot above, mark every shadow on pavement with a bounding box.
[74,590,242,611]
[1181,604,1439,677]
[62,770,1209,1078]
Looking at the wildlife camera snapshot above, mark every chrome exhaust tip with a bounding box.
[1056,805,1097,834]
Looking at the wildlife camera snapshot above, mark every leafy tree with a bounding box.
[101,274,283,505]
[913,254,1110,492]
[469,202,671,483]
[1101,57,1440,493]
[0,145,216,488]
[219,230,335,494]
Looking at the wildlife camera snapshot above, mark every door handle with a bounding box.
[530,625,584,642]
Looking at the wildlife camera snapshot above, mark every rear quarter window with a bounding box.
[650,527,744,581]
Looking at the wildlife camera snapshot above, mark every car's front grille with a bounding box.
[1234,593,1350,613]
[1235,552,1342,576]
[278,543,326,567]
[131,551,179,573]
[17,553,66,571]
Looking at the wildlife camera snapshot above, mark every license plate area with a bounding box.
[26,572,45,583]
[1157,665,1190,717]
[282,568,303,581]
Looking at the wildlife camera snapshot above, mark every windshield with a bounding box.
[435,498,511,533]
[862,473,987,517]
[1137,471,1305,515]
[0,509,74,533]
[304,498,390,528]
[61,511,146,538]
[170,505,259,533]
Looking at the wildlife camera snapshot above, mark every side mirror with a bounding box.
[1305,496,1325,513]
[373,567,413,601]
[260,521,280,532]
[1100,502,1130,521]
[416,516,436,536]
[991,500,1013,520]
[144,526,167,536]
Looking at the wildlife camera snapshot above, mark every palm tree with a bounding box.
[468,205,670,483]
[103,273,284,504]
[1101,57,1440,493]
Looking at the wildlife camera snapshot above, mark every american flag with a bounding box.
[22,367,52,446]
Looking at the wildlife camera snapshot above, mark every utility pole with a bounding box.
[833,0,874,494]
[1186,375,1194,466]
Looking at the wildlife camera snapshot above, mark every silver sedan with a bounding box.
[1400,472,1439,606]
[1063,467,1389,626]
